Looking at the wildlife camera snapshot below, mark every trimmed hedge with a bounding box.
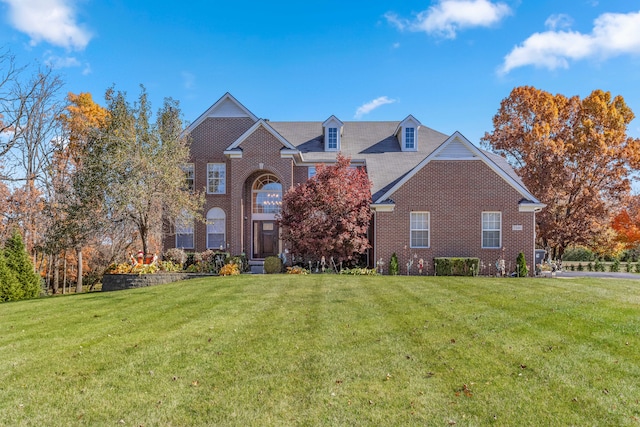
[434,257,479,276]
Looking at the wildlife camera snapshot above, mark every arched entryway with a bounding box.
[251,174,282,259]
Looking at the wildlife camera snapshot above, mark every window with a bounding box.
[252,174,282,215]
[328,127,338,150]
[207,163,226,194]
[482,212,501,249]
[181,163,194,192]
[175,211,194,249]
[405,127,415,149]
[410,212,430,248]
[206,207,226,249]
[308,166,316,179]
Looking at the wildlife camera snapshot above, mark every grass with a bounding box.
[1,275,640,426]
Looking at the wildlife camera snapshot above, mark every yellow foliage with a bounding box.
[219,263,240,276]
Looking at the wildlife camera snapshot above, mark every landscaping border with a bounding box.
[102,273,194,292]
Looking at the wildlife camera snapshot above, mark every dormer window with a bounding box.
[405,127,415,150]
[328,127,338,150]
[322,115,343,152]
[396,115,421,152]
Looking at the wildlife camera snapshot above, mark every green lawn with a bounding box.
[1,275,639,426]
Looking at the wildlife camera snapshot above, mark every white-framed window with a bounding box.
[410,211,430,248]
[252,174,282,215]
[175,211,194,249]
[482,212,502,249]
[327,127,338,150]
[405,127,415,150]
[181,163,194,192]
[308,166,316,179]
[207,163,226,194]
[206,207,226,250]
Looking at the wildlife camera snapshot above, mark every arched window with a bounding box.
[206,208,226,250]
[252,174,282,215]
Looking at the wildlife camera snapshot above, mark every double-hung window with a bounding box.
[482,212,501,248]
[175,211,194,249]
[182,163,194,192]
[405,127,415,150]
[206,207,226,250]
[207,163,226,194]
[410,212,430,248]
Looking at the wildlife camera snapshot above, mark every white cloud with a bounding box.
[354,96,397,119]
[44,52,80,69]
[386,0,511,39]
[1,0,92,50]
[544,14,573,31]
[500,10,640,74]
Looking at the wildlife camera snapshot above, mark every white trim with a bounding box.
[223,149,243,159]
[206,207,226,250]
[519,202,545,212]
[371,203,395,212]
[410,211,430,248]
[374,131,542,205]
[185,92,258,134]
[225,119,299,152]
[481,211,502,249]
[206,163,226,194]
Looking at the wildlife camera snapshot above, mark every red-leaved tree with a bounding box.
[278,154,372,265]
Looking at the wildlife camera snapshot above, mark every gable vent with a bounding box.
[436,138,477,159]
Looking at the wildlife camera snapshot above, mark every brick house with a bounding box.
[165,93,544,275]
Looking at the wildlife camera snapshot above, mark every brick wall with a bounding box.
[375,160,536,275]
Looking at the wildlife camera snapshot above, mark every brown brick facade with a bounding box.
[163,94,541,275]
[375,160,535,275]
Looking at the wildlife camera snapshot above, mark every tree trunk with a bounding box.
[63,253,67,294]
[53,255,59,295]
[76,248,83,293]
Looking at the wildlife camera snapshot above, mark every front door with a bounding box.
[253,220,279,258]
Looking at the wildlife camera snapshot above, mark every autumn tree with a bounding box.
[278,154,372,265]
[482,86,640,258]
[611,194,640,248]
[75,86,203,257]
[46,92,110,293]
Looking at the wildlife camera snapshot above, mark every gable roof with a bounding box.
[186,92,258,134]
[224,119,299,157]
[374,131,542,205]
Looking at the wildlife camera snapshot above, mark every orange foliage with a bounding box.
[482,86,640,257]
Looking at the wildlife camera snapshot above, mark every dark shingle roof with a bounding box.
[269,121,449,201]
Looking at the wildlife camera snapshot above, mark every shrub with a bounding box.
[587,262,593,272]
[286,266,309,274]
[516,252,528,277]
[164,248,187,266]
[610,259,620,272]
[562,247,594,261]
[264,256,283,274]
[570,265,575,271]
[434,257,479,276]
[636,262,640,274]
[389,253,399,276]
[594,259,604,272]
[159,261,182,272]
[219,263,240,276]
[577,263,584,271]
[228,254,250,273]
[625,262,633,273]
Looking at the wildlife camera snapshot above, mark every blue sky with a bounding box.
[1,0,640,145]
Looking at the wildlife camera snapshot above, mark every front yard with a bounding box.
[1,275,639,426]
